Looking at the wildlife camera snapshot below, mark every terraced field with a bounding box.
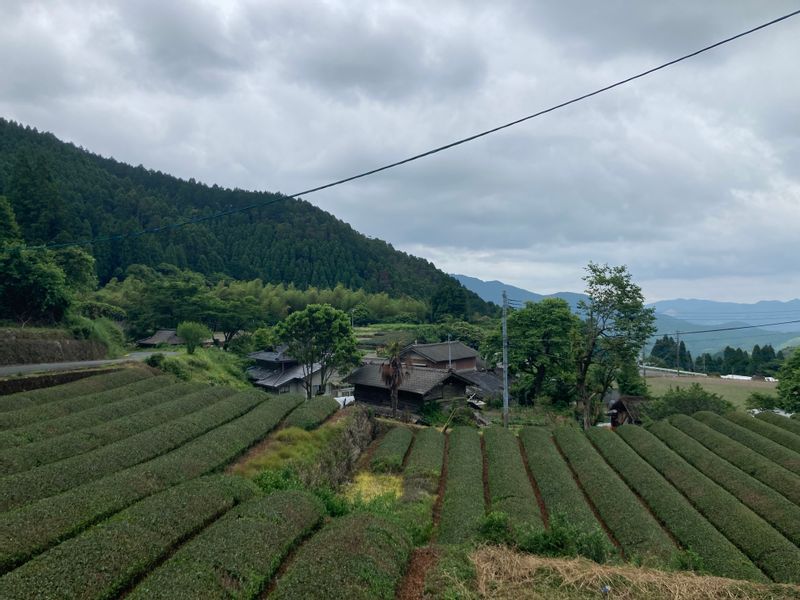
[2,368,800,597]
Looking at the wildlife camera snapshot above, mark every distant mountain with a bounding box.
[455,274,800,354]
[0,118,494,315]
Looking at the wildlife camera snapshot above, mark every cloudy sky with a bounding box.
[1,1,799,302]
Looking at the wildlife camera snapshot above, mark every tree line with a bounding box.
[649,334,786,377]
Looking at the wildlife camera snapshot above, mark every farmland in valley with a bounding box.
[1,368,800,598]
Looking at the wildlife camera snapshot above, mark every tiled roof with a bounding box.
[248,344,292,363]
[137,329,183,345]
[459,370,503,395]
[401,341,478,363]
[345,364,470,395]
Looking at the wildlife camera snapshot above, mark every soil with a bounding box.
[396,546,440,600]
[518,436,549,527]
[480,433,491,511]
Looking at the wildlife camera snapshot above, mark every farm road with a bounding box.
[0,352,176,377]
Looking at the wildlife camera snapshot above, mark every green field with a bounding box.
[646,374,777,409]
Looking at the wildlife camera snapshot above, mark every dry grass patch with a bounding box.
[471,546,800,600]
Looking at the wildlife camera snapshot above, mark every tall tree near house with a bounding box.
[574,263,656,429]
[381,341,405,418]
[277,303,360,399]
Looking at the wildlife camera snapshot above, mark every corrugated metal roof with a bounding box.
[249,362,322,389]
[137,329,183,345]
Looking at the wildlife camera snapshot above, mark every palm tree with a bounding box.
[380,341,405,418]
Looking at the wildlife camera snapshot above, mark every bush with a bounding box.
[0,476,257,599]
[694,411,800,476]
[746,391,781,410]
[176,321,211,354]
[553,426,674,565]
[271,513,412,600]
[668,414,800,507]
[587,427,765,581]
[516,512,613,564]
[283,396,339,430]
[518,427,599,531]
[621,423,800,583]
[0,391,301,572]
[644,383,733,420]
[371,427,414,473]
[483,427,543,532]
[725,411,800,455]
[438,427,485,544]
[129,491,325,599]
[478,511,514,545]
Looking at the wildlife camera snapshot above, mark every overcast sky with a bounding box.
[2,1,799,302]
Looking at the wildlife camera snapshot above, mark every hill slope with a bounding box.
[0,118,492,314]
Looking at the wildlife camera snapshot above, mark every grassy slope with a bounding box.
[645,374,777,410]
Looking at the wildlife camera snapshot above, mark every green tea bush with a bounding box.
[0,383,205,473]
[668,414,800,506]
[0,387,254,511]
[756,411,800,437]
[371,426,414,473]
[478,510,514,545]
[403,427,445,497]
[129,490,325,599]
[0,369,151,413]
[483,427,543,532]
[588,427,765,581]
[0,476,257,599]
[651,416,800,547]
[271,513,412,600]
[553,426,675,565]
[518,427,599,530]
[0,391,300,573]
[438,427,485,544]
[283,396,338,430]
[621,423,800,583]
[694,411,800,476]
[0,376,169,430]
[725,412,800,455]
[516,512,614,564]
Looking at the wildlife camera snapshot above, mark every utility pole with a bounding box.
[675,330,680,377]
[641,346,646,379]
[447,334,452,370]
[502,290,509,428]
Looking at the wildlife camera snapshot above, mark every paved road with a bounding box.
[0,352,176,377]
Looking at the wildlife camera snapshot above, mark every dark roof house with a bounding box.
[608,396,648,428]
[400,341,480,371]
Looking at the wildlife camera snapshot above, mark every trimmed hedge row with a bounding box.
[669,414,800,506]
[371,426,414,473]
[0,384,210,474]
[518,427,599,531]
[283,396,339,430]
[483,427,543,531]
[553,426,675,564]
[757,411,800,437]
[0,369,152,413]
[438,426,485,544]
[0,376,171,430]
[404,428,445,496]
[726,412,800,455]
[694,411,800,476]
[656,415,800,546]
[623,423,800,583]
[129,490,324,600]
[0,387,252,511]
[0,382,202,450]
[0,476,257,600]
[0,391,301,573]
[271,512,412,600]
[587,427,765,582]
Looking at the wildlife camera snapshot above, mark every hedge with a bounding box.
[693,411,800,476]
[518,427,599,531]
[0,476,257,600]
[725,412,800,455]
[656,415,800,546]
[0,381,202,450]
[553,426,675,564]
[483,427,543,532]
[0,384,212,474]
[668,414,800,507]
[129,490,324,600]
[756,411,800,438]
[283,396,339,430]
[0,376,171,430]
[271,512,412,600]
[622,423,800,583]
[438,427,485,544]
[0,387,256,511]
[371,426,414,473]
[0,391,301,573]
[0,369,152,413]
[587,427,765,582]
[404,427,445,497]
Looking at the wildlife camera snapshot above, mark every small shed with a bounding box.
[608,395,648,428]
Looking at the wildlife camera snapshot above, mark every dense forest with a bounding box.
[0,118,494,317]
[649,334,786,377]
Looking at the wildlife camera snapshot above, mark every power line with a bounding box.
[650,318,800,337]
[39,8,800,250]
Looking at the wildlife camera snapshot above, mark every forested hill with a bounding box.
[0,118,492,313]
